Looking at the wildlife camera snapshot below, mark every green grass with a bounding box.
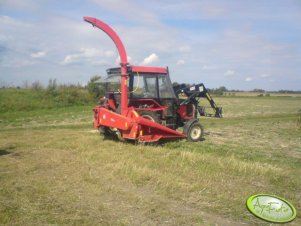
[0,96,301,225]
[208,95,301,118]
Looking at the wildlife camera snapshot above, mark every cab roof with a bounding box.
[107,65,168,75]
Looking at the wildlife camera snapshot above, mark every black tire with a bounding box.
[99,126,124,141]
[183,119,204,142]
[115,130,125,142]
[138,110,161,123]
[99,126,112,136]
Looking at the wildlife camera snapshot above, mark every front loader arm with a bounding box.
[197,84,223,118]
[174,83,223,118]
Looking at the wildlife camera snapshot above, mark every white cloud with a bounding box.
[201,65,217,70]
[245,77,253,82]
[91,59,111,66]
[178,45,191,53]
[176,59,185,65]
[260,74,271,78]
[225,69,235,76]
[61,48,114,65]
[156,1,227,21]
[0,0,39,11]
[92,0,160,25]
[0,15,32,29]
[201,65,209,70]
[104,50,115,58]
[2,57,35,67]
[61,55,77,65]
[30,51,46,58]
[141,53,159,65]
[79,48,101,58]
[115,55,132,65]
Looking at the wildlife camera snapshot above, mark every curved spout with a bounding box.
[83,16,128,66]
[83,16,129,115]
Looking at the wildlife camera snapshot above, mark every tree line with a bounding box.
[1,75,105,102]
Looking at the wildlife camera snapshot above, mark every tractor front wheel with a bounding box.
[184,120,204,142]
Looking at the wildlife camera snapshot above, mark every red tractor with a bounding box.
[84,17,222,143]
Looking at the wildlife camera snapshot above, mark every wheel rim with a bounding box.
[190,125,201,140]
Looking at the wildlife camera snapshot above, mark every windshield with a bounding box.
[130,73,176,99]
[104,74,121,92]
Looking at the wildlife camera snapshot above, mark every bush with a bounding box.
[46,79,58,97]
[45,79,92,106]
[31,81,43,91]
[54,86,92,106]
[87,75,104,100]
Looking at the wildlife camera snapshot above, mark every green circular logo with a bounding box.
[246,194,297,223]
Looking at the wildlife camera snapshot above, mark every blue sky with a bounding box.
[1,0,301,90]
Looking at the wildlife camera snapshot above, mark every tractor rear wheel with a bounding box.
[99,126,123,141]
[99,126,109,140]
[183,119,204,142]
[138,111,161,123]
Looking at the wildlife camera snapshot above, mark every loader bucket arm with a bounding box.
[83,16,129,115]
[174,83,223,118]
[197,84,223,118]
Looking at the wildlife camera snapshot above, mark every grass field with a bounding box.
[1,95,301,225]
[224,91,301,97]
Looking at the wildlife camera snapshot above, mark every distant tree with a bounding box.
[46,78,58,96]
[212,86,228,96]
[229,89,241,92]
[278,90,301,94]
[218,86,228,92]
[252,88,265,93]
[172,82,179,87]
[31,81,43,91]
[22,80,29,89]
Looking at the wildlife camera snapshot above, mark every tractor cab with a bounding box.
[128,68,176,100]
[105,66,175,98]
[101,66,181,128]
